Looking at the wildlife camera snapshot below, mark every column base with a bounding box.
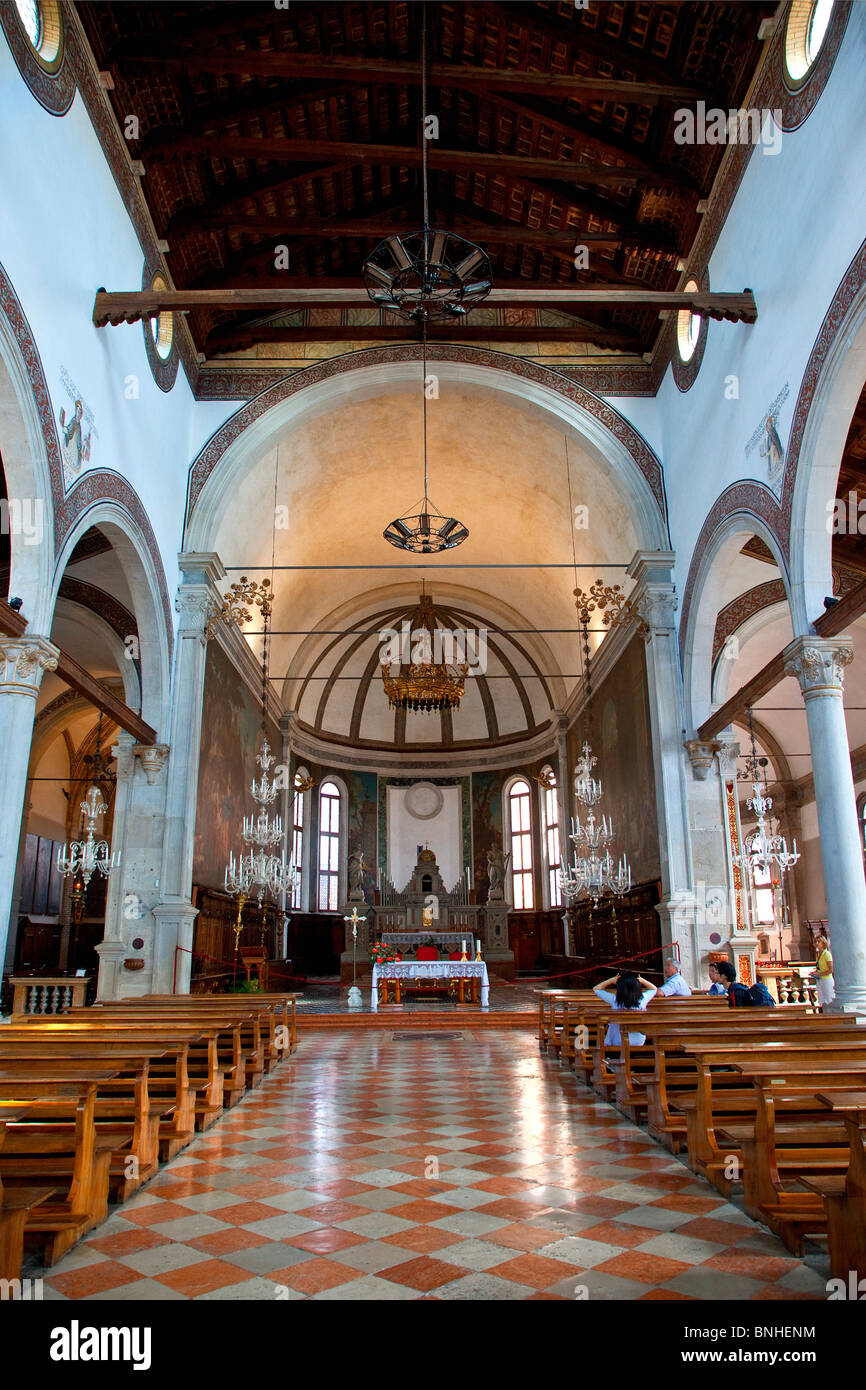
[151,902,200,994]
[95,939,129,1002]
[825,990,866,1018]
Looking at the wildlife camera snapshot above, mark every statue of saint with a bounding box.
[348,848,366,900]
[487,843,509,900]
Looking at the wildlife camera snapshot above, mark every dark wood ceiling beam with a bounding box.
[205,324,645,350]
[94,288,758,329]
[138,83,358,160]
[163,162,356,239]
[475,1,694,90]
[187,213,627,247]
[113,51,706,104]
[478,88,701,195]
[143,135,690,191]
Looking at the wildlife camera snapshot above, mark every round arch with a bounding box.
[184,349,668,556]
[787,267,866,633]
[680,509,792,731]
[0,285,56,631]
[51,503,172,735]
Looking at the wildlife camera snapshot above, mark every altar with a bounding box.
[371,960,490,1009]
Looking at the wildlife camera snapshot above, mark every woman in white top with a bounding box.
[593,970,658,1046]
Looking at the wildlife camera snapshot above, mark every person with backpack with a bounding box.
[715,959,776,1007]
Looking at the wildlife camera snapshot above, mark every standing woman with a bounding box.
[814,935,835,1011]
[592,969,658,1046]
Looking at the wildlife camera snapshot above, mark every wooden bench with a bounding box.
[0,1104,55,1283]
[799,1092,866,1282]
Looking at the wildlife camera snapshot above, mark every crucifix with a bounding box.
[343,906,366,1008]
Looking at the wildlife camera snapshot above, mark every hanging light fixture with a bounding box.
[382,321,469,553]
[220,564,297,910]
[380,587,468,713]
[56,714,119,888]
[559,741,631,905]
[733,710,800,878]
[362,4,492,324]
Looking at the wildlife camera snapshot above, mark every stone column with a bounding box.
[152,553,225,994]
[627,551,698,983]
[0,636,59,970]
[552,710,571,953]
[95,732,136,1001]
[783,636,866,1012]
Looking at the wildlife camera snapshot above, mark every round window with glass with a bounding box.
[676,280,702,363]
[785,0,835,82]
[149,276,174,361]
[15,0,61,66]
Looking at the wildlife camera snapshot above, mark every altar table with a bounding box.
[371,960,490,1009]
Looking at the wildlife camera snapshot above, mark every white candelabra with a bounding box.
[734,781,800,877]
[225,737,296,903]
[559,742,631,904]
[57,785,120,886]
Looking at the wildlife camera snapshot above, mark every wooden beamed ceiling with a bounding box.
[77,0,775,361]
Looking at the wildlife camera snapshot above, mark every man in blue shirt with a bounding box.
[655,958,692,997]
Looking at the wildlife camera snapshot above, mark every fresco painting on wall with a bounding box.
[57,366,97,489]
[194,642,282,891]
[471,771,502,903]
[346,770,378,903]
[568,635,660,888]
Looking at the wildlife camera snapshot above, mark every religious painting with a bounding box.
[346,770,378,903]
[57,366,97,489]
[194,642,282,891]
[471,770,502,902]
[745,382,790,496]
[567,635,660,887]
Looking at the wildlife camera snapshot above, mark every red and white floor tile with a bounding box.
[39,1031,829,1301]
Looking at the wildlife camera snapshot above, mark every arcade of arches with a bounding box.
[1,0,865,1308]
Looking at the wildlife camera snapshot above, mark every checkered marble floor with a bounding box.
[36,1031,829,1301]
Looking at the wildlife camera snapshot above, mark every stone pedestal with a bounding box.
[784,636,866,1013]
[483,901,515,980]
[0,636,59,971]
[95,939,128,1002]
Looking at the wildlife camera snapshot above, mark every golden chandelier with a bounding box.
[380,590,468,713]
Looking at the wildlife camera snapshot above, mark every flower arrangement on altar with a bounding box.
[370,941,402,965]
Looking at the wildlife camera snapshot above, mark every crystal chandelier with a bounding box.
[733,711,800,878]
[380,589,467,713]
[57,783,119,887]
[559,741,631,904]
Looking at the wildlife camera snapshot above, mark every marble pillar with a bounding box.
[784,636,866,1012]
[0,635,58,971]
[627,551,698,983]
[152,553,225,994]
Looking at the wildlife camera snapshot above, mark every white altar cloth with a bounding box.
[371,960,490,1009]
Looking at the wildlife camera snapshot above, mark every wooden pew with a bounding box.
[801,1092,866,1282]
[76,1005,264,1095]
[1,1032,197,1159]
[0,1076,116,1266]
[0,1104,55,1284]
[58,1012,245,1114]
[674,1043,866,1188]
[715,1077,854,1251]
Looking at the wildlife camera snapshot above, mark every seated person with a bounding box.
[715,959,775,1007]
[592,969,658,1046]
[707,962,728,996]
[655,958,692,997]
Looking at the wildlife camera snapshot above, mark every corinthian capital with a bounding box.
[0,635,59,697]
[175,589,218,640]
[783,636,853,697]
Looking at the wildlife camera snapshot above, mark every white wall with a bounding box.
[653,7,866,603]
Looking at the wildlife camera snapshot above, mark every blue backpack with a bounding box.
[729,981,776,1008]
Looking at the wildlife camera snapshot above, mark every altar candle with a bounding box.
[476,939,481,955]
[462,939,466,953]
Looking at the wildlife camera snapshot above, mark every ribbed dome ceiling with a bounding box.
[288,592,559,752]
